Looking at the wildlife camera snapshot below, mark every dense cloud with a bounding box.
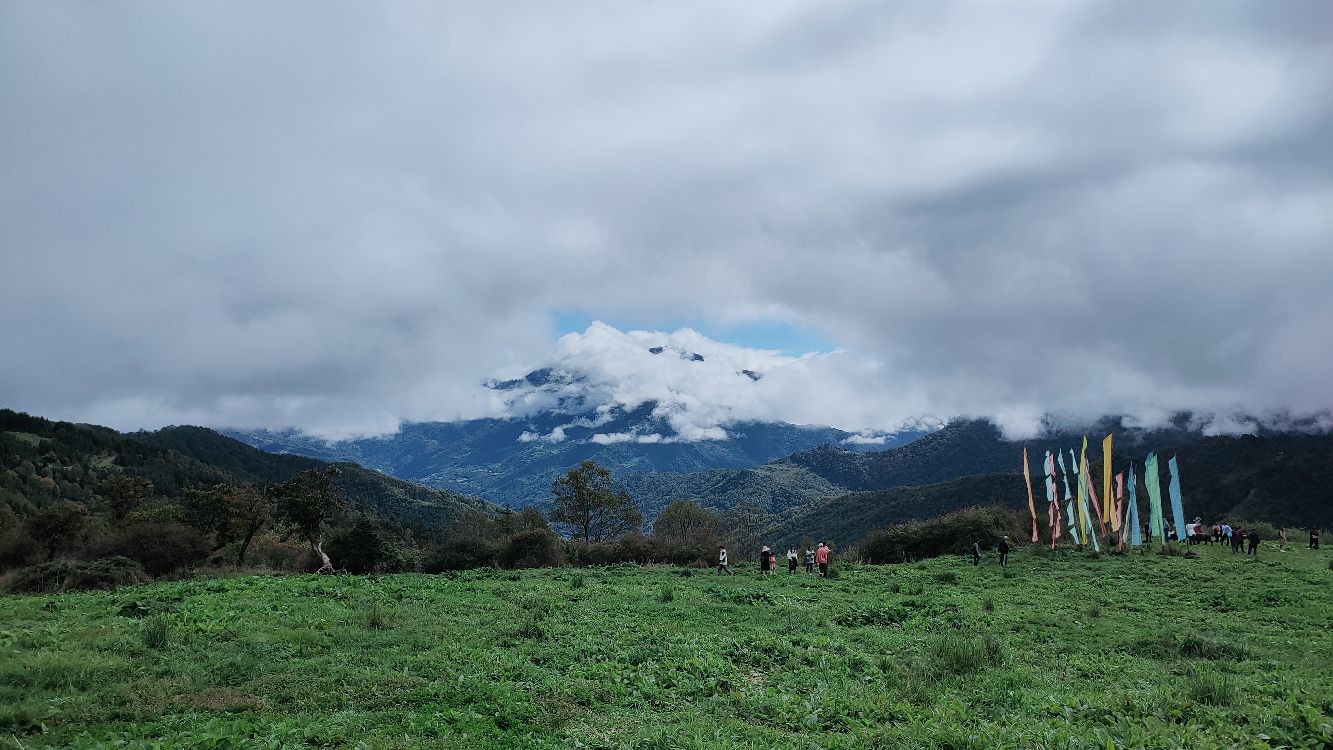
[1,2,1331,439]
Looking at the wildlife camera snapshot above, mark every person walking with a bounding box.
[1278,527,1287,552]
[1232,529,1245,554]
[815,542,830,578]
[998,536,1010,567]
[1246,529,1260,556]
[717,545,732,575]
[971,539,982,566]
[804,547,815,574]
[1311,528,1321,550]
[759,546,771,574]
[786,548,798,574]
[1222,522,1233,549]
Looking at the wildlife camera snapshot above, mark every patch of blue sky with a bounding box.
[552,312,836,355]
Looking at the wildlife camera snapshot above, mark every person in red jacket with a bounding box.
[815,542,830,578]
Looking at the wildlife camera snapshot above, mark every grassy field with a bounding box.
[2,545,1331,749]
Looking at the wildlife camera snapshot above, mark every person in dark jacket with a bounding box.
[804,547,815,573]
[1246,529,1260,556]
[971,540,982,566]
[997,536,1011,567]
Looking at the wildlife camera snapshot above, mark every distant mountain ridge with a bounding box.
[0,409,490,533]
[226,399,927,508]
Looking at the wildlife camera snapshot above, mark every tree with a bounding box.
[721,498,768,559]
[100,474,153,521]
[24,500,90,561]
[653,500,718,544]
[182,484,271,567]
[271,467,344,573]
[550,460,642,543]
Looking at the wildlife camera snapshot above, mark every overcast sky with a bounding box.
[2,1,1331,440]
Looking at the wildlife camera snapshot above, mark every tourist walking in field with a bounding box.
[971,539,982,566]
[1311,528,1321,550]
[786,548,798,573]
[1278,527,1287,552]
[816,542,830,577]
[998,536,1010,567]
[717,545,732,575]
[1222,523,1233,549]
[1247,529,1260,556]
[759,546,770,574]
[767,548,778,575]
[804,547,815,573]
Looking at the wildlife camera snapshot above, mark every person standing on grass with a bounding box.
[971,539,982,566]
[1232,529,1245,554]
[1311,528,1321,550]
[816,542,830,577]
[998,536,1010,567]
[1213,522,1222,544]
[767,548,778,575]
[1222,522,1233,549]
[717,545,732,575]
[786,548,798,574]
[1277,527,1287,552]
[759,546,770,574]
[1247,529,1260,556]
[804,547,815,574]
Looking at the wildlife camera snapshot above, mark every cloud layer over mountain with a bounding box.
[2,2,1331,439]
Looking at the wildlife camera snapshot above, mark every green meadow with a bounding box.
[3,546,1331,749]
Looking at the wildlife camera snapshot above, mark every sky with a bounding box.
[2,1,1332,441]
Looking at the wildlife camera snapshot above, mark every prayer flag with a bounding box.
[1127,465,1142,546]
[1058,451,1073,506]
[1168,455,1187,543]
[1078,453,1100,552]
[1023,447,1038,543]
[1103,434,1117,530]
[1145,452,1164,545]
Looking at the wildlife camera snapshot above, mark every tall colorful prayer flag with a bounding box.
[1103,433,1117,530]
[1114,471,1125,549]
[1076,440,1089,541]
[1045,450,1061,548]
[1127,465,1142,546]
[1022,447,1039,543]
[1058,451,1073,505]
[1167,455,1187,543]
[1078,453,1101,552]
[1145,452,1164,545]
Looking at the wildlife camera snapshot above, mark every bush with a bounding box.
[933,571,959,584]
[862,507,1027,563]
[982,597,995,612]
[0,531,41,571]
[5,556,149,593]
[500,529,563,569]
[657,584,675,603]
[92,522,208,576]
[424,538,498,572]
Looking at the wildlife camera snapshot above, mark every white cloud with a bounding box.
[1,2,1330,440]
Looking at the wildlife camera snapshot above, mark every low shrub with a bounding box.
[5,556,150,593]
[933,571,959,584]
[862,507,1028,563]
[500,529,563,569]
[834,604,911,627]
[982,597,994,612]
[91,522,208,576]
[0,531,41,571]
[657,584,675,603]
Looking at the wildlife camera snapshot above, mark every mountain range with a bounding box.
[226,364,928,509]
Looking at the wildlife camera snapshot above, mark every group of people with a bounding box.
[716,542,831,577]
[1178,519,1322,555]
[971,536,1011,567]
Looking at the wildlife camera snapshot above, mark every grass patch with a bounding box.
[1186,672,1238,707]
[141,614,170,649]
[933,571,959,584]
[928,633,1004,675]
